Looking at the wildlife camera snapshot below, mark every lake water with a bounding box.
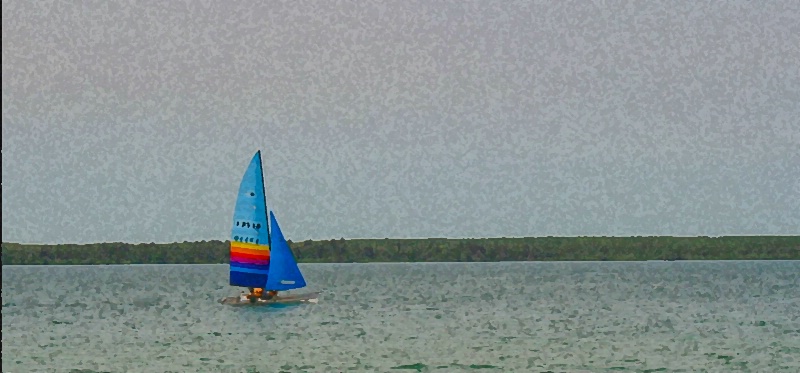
[2,262,799,372]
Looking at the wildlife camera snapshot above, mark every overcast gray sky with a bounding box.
[3,0,799,244]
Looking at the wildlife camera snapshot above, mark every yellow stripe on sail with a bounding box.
[230,241,270,251]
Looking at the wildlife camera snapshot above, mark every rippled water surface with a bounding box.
[2,262,799,372]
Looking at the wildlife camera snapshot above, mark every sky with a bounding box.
[3,0,799,244]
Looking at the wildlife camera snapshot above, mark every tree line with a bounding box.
[2,236,798,265]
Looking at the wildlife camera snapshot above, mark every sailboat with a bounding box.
[219,150,319,306]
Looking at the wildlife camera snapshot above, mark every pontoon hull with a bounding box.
[219,291,320,306]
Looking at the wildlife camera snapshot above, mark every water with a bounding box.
[2,262,799,372]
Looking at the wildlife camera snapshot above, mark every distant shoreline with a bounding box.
[3,236,799,265]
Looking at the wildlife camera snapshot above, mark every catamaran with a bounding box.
[219,150,319,306]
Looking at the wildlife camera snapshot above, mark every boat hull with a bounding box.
[219,291,320,306]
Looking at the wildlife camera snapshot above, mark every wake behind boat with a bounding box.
[221,150,319,307]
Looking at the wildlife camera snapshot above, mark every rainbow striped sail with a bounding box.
[229,151,271,288]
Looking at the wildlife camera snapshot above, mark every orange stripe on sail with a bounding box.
[230,246,271,257]
[231,251,270,260]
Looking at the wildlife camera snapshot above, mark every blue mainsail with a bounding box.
[265,211,307,291]
[229,151,272,288]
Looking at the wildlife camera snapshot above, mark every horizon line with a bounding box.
[3,234,799,246]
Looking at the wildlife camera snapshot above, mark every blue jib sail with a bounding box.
[265,211,306,291]
[229,151,271,288]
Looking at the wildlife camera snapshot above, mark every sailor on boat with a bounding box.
[244,287,264,303]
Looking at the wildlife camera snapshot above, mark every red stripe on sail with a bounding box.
[231,255,269,265]
[231,251,270,260]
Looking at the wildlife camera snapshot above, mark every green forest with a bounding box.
[2,236,799,265]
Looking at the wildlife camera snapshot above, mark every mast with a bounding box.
[257,150,271,249]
